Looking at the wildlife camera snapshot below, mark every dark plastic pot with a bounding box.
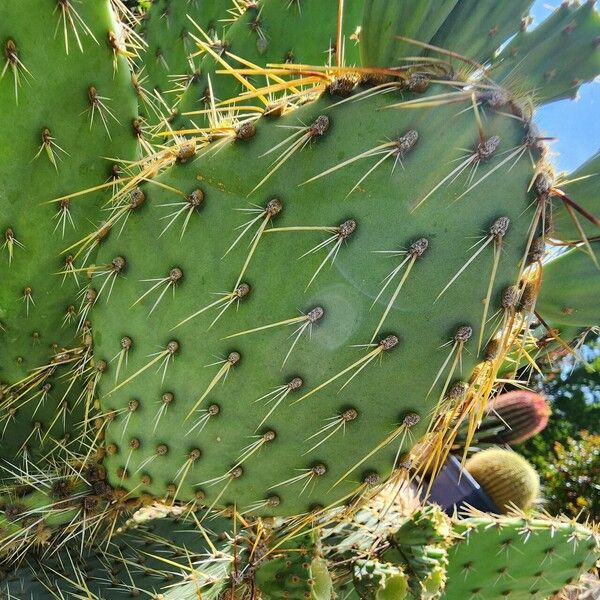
[424,455,499,515]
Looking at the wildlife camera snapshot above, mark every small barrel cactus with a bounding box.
[465,448,540,513]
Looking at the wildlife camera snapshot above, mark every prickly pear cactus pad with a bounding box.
[0,514,231,598]
[90,74,544,516]
[0,0,138,459]
[537,243,600,328]
[160,0,364,130]
[443,514,600,600]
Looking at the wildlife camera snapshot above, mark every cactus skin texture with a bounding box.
[382,506,451,599]
[465,448,540,513]
[0,0,138,461]
[444,514,600,600]
[353,560,409,600]
[537,243,600,328]
[65,0,597,518]
[134,0,232,124]
[169,0,364,129]
[0,462,110,557]
[457,390,551,448]
[0,0,600,597]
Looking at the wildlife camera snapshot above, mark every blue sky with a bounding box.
[530,1,600,173]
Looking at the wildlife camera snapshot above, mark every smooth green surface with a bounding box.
[361,0,458,67]
[537,243,600,327]
[430,0,534,63]
[552,152,600,243]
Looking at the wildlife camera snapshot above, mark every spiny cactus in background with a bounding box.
[0,0,139,463]
[1,0,600,596]
[444,512,600,600]
[465,448,540,513]
[0,457,121,559]
[455,390,551,449]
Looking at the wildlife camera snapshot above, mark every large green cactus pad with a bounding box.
[90,77,541,516]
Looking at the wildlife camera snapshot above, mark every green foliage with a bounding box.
[519,339,600,519]
[539,431,600,521]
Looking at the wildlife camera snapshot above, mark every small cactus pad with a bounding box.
[444,514,600,600]
[255,531,333,600]
[353,559,409,600]
[382,505,451,599]
[430,0,534,63]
